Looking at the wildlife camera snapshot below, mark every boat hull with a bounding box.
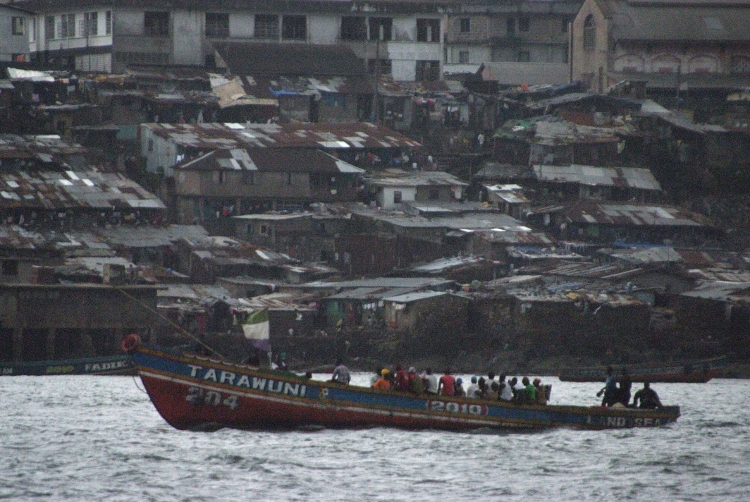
[133,344,680,432]
[558,357,726,383]
[0,354,135,376]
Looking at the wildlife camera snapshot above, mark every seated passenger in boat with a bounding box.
[454,377,466,397]
[437,369,456,396]
[394,364,409,391]
[498,374,513,402]
[632,382,662,409]
[523,377,536,403]
[466,376,480,398]
[370,367,382,387]
[331,359,350,385]
[533,378,547,405]
[422,368,439,395]
[407,367,423,395]
[372,369,392,390]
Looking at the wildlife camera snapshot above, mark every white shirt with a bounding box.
[499,381,513,401]
[466,383,479,398]
[426,374,439,394]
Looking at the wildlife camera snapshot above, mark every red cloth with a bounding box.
[395,369,409,391]
[439,374,456,396]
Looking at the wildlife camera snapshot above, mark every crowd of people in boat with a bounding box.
[598,366,663,409]
[330,361,549,405]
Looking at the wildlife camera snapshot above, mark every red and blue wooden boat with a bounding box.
[126,337,680,432]
[0,354,135,376]
[558,356,727,383]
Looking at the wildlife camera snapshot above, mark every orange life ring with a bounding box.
[122,334,140,353]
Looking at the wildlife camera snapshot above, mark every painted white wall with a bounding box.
[377,186,417,209]
[309,15,338,44]
[173,10,203,65]
[230,13,253,38]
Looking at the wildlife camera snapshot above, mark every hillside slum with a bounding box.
[1,62,750,373]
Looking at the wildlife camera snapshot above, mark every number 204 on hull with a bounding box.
[129,342,680,432]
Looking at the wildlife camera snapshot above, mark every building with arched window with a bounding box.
[571,0,750,95]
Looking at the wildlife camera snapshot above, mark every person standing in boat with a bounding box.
[618,368,632,406]
[331,359,350,385]
[598,366,618,407]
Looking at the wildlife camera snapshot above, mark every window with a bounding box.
[369,17,392,41]
[417,19,440,42]
[260,224,270,236]
[429,188,440,200]
[517,50,531,62]
[83,12,98,36]
[217,171,226,184]
[144,11,169,37]
[507,18,515,36]
[583,15,595,51]
[45,16,55,40]
[460,18,470,33]
[282,15,306,40]
[12,17,24,35]
[561,17,569,33]
[393,191,402,204]
[416,60,440,81]
[519,17,530,32]
[341,16,366,41]
[59,14,75,38]
[459,51,470,64]
[243,171,255,185]
[206,13,229,37]
[106,11,112,35]
[255,14,278,39]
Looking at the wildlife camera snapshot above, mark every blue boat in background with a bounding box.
[0,354,135,376]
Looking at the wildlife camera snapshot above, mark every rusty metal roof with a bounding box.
[0,169,165,211]
[177,148,364,174]
[532,164,661,191]
[0,134,87,160]
[560,201,707,227]
[143,122,421,150]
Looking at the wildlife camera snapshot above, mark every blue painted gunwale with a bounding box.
[0,354,135,376]
[133,344,680,431]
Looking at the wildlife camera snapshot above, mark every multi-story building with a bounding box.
[571,0,750,94]
[444,0,582,84]
[0,3,33,63]
[19,0,451,80]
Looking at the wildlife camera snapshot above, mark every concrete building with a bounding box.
[0,3,33,63]
[20,0,450,80]
[570,0,750,93]
[444,0,582,84]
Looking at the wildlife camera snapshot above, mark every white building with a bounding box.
[19,0,450,80]
[0,3,33,63]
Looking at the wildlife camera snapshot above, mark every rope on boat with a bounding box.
[114,286,227,360]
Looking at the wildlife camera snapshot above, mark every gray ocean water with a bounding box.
[1,374,749,502]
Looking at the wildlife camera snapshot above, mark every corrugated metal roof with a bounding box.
[143,122,420,150]
[366,170,467,188]
[384,291,448,303]
[0,169,164,211]
[177,148,364,174]
[533,164,661,191]
[606,0,750,41]
[560,201,707,227]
